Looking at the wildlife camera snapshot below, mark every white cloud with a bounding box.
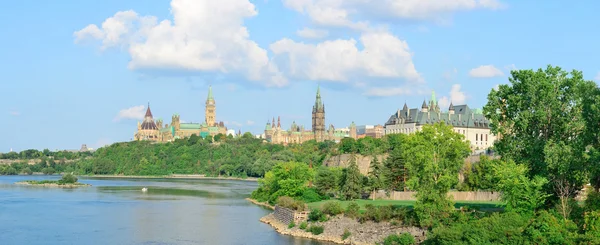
[74,0,287,87]
[296,27,329,39]
[114,105,145,122]
[594,72,600,81]
[468,65,504,78]
[246,120,255,125]
[283,0,505,29]
[438,84,467,109]
[270,31,421,82]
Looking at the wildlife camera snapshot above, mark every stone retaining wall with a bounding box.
[370,190,500,202]
[273,205,309,225]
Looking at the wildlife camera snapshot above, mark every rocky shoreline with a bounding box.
[259,213,427,245]
[15,181,91,188]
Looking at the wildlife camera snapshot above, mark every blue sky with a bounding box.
[1,0,599,152]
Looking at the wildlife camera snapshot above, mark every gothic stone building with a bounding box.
[134,86,228,142]
[384,91,496,150]
[264,87,357,145]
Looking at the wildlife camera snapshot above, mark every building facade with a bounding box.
[264,87,357,145]
[384,91,496,150]
[134,86,228,142]
[356,124,385,139]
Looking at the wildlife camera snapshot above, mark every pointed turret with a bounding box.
[207,86,214,101]
[277,116,281,128]
[430,91,437,107]
[421,100,428,113]
[402,102,408,111]
[140,102,158,130]
[145,102,153,118]
[272,117,275,126]
[313,85,324,111]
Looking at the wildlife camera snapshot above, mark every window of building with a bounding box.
[486,134,488,141]
[476,134,478,141]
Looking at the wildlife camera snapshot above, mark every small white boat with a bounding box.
[141,187,148,192]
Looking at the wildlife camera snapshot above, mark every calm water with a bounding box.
[0,175,327,245]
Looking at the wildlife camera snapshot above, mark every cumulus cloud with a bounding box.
[438,84,467,109]
[468,65,504,78]
[75,0,426,89]
[114,105,145,122]
[270,31,421,82]
[74,0,287,87]
[246,120,255,125]
[296,27,329,39]
[283,0,505,29]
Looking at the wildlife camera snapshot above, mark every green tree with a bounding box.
[385,148,407,191]
[493,160,549,215]
[483,65,593,204]
[251,161,314,203]
[314,166,339,197]
[368,155,385,200]
[403,122,471,228]
[339,138,357,154]
[341,154,362,200]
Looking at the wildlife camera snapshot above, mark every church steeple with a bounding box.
[312,85,326,142]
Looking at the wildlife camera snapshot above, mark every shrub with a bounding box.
[277,196,306,211]
[301,188,324,203]
[299,222,308,230]
[307,225,324,235]
[308,209,325,222]
[288,221,296,229]
[341,229,351,240]
[58,173,78,184]
[21,167,33,175]
[383,233,415,245]
[322,201,343,216]
[42,167,55,175]
[345,202,360,218]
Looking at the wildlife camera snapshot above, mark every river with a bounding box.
[0,175,327,245]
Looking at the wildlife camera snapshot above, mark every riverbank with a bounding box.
[259,213,426,245]
[81,174,258,182]
[15,181,91,188]
[245,198,274,210]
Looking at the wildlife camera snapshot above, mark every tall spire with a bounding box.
[430,90,436,106]
[277,116,281,128]
[207,86,214,101]
[145,102,153,118]
[314,85,323,110]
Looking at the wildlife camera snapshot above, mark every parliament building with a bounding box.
[134,87,228,142]
[264,86,357,145]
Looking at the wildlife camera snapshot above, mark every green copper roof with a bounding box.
[180,123,201,130]
[265,123,272,130]
[431,91,437,106]
[314,85,323,110]
[207,86,214,101]
[208,127,219,132]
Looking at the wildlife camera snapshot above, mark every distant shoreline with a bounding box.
[80,174,259,182]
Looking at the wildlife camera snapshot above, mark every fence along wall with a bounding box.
[273,205,309,225]
[370,191,500,202]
